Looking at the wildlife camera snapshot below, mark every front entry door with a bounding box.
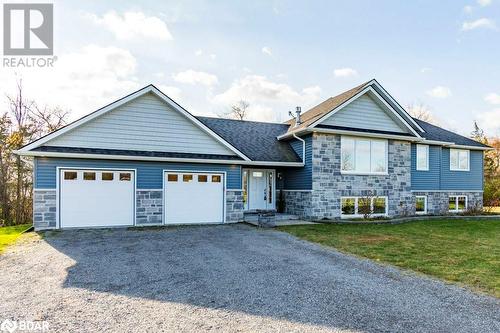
[247,169,275,210]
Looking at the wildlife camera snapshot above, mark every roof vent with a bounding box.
[294,106,302,127]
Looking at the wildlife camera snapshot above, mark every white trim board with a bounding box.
[18,150,305,167]
[18,85,251,161]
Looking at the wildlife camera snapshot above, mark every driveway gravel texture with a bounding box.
[0,224,498,333]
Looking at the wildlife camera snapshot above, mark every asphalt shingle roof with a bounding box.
[197,116,301,162]
[414,119,489,148]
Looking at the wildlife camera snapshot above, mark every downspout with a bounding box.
[293,133,306,164]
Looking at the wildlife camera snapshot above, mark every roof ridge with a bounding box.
[197,115,289,126]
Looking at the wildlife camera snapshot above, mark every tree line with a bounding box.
[0,80,69,226]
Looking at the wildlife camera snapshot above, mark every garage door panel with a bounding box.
[60,170,135,228]
[165,172,224,224]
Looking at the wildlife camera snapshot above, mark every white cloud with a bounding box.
[158,85,182,100]
[427,86,452,98]
[195,49,203,56]
[461,18,496,31]
[209,54,217,60]
[86,11,173,40]
[420,67,432,73]
[212,75,321,122]
[477,109,500,131]
[485,92,500,104]
[0,45,140,120]
[172,70,218,86]
[477,0,492,7]
[262,47,273,56]
[333,67,358,78]
[464,5,474,13]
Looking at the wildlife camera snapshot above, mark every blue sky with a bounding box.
[1,0,500,136]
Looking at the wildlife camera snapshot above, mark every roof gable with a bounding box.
[286,79,423,136]
[318,91,410,134]
[19,85,250,160]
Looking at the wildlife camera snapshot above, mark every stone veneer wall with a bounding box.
[310,133,413,219]
[136,190,163,225]
[226,190,244,223]
[412,191,483,215]
[33,189,57,230]
[283,191,313,218]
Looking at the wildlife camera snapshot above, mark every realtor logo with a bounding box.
[3,3,53,55]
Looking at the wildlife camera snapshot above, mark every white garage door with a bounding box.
[164,172,224,224]
[60,169,135,228]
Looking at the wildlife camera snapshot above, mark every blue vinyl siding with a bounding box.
[411,144,483,191]
[34,157,242,189]
[411,145,441,190]
[283,135,312,190]
[440,148,483,190]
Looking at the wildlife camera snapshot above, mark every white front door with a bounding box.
[164,171,224,224]
[60,169,135,228]
[246,169,275,210]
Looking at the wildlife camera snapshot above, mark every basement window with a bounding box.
[340,196,388,218]
[416,196,427,214]
[449,196,467,212]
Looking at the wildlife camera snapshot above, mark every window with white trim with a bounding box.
[450,149,469,171]
[449,195,467,212]
[415,196,427,214]
[416,145,429,171]
[341,137,388,174]
[340,196,388,217]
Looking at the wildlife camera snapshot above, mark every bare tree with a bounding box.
[220,100,250,120]
[406,102,436,124]
[0,79,70,225]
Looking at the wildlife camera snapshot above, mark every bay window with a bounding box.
[341,137,388,174]
[450,149,469,171]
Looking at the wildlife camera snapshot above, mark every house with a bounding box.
[17,79,489,230]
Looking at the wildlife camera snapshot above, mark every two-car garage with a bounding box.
[59,169,225,229]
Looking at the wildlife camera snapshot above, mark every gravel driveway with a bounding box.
[0,224,498,332]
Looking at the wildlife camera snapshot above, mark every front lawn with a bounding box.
[279,219,500,297]
[0,224,32,254]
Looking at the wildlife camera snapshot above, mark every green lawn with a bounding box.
[0,224,32,254]
[279,219,500,297]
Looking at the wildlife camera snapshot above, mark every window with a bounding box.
[340,196,387,217]
[416,196,427,214]
[198,175,208,182]
[416,145,429,171]
[242,170,248,205]
[252,171,263,177]
[167,174,178,182]
[183,174,193,182]
[341,137,387,174]
[102,172,114,181]
[341,198,355,215]
[83,172,96,180]
[64,171,77,180]
[449,195,467,212]
[211,175,221,183]
[119,173,131,181]
[450,149,469,171]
